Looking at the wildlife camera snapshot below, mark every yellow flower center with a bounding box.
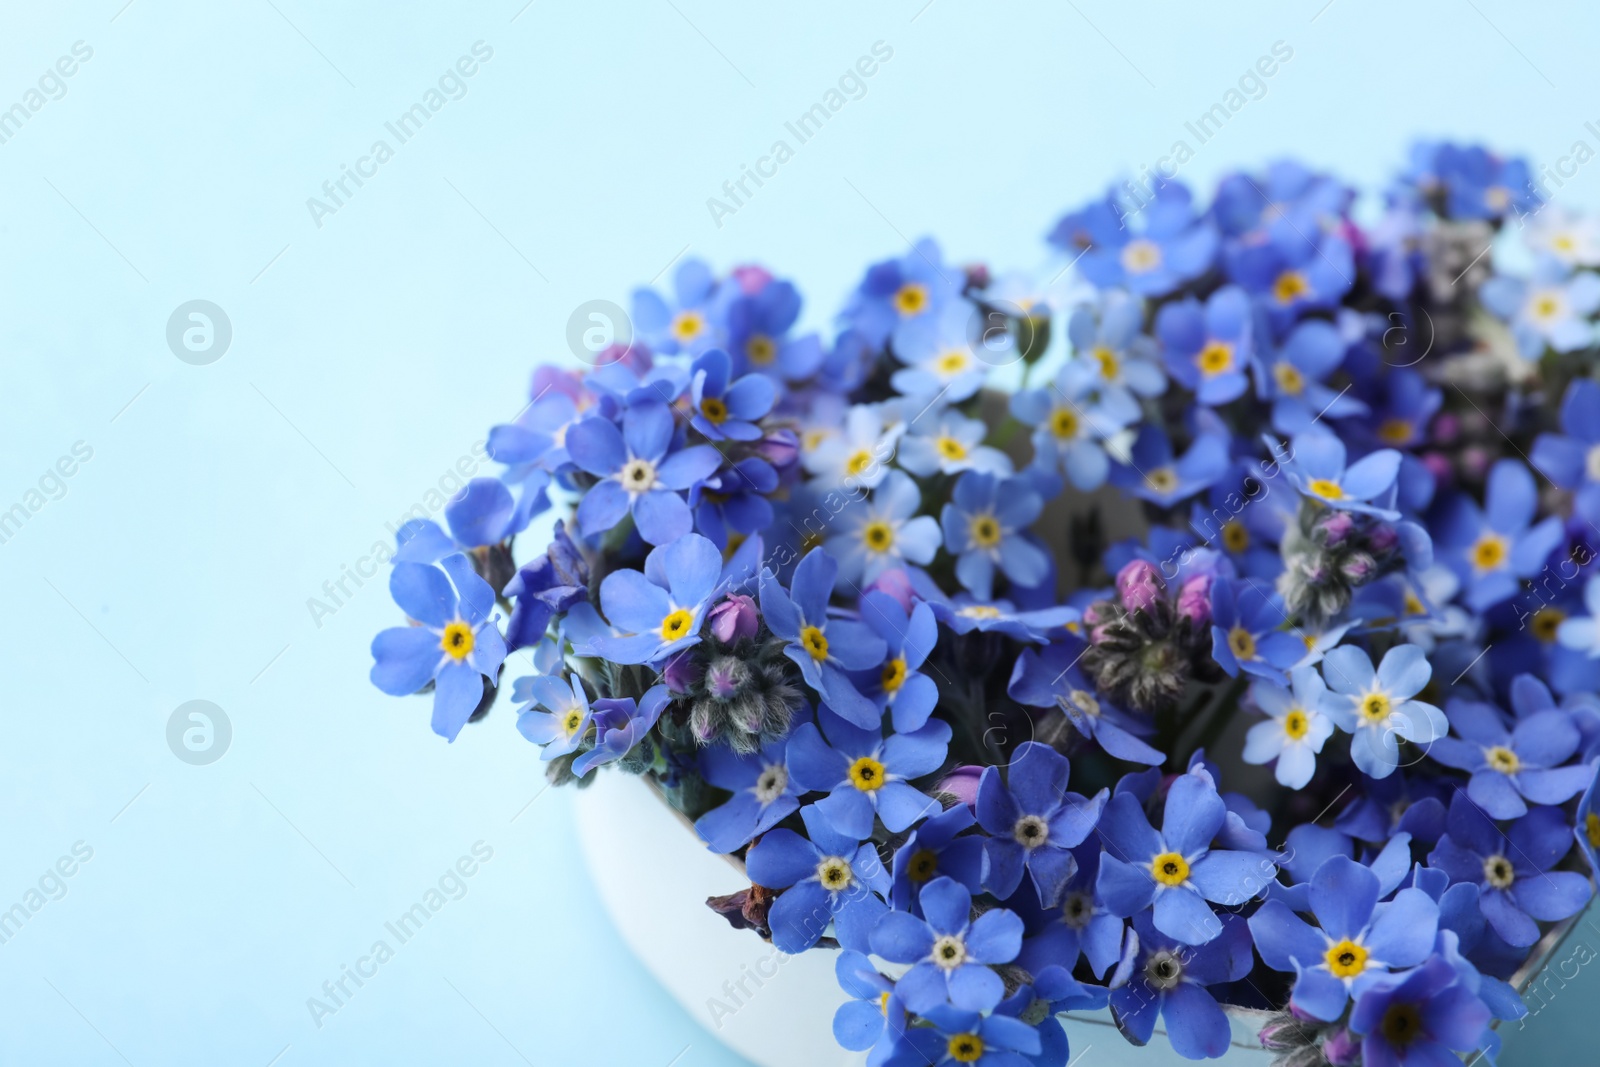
[1308,478,1343,501]
[1196,341,1234,376]
[1485,745,1521,774]
[1050,407,1080,439]
[1404,591,1426,616]
[969,514,1002,548]
[671,310,705,342]
[1532,608,1566,643]
[907,848,939,882]
[1530,291,1563,321]
[1222,520,1249,553]
[1228,625,1256,662]
[1586,812,1600,848]
[1145,467,1178,494]
[1284,708,1310,740]
[1325,939,1369,979]
[1273,362,1305,395]
[863,520,894,552]
[1151,852,1189,886]
[440,621,475,661]
[1360,691,1392,724]
[960,605,1002,620]
[816,857,854,892]
[1483,855,1515,890]
[1472,534,1508,571]
[935,350,970,375]
[1093,346,1120,379]
[880,656,907,693]
[948,1034,985,1063]
[699,397,728,424]
[1274,270,1310,303]
[848,755,887,792]
[1378,418,1414,444]
[1121,238,1162,273]
[660,608,694,642]
[845,449,874,476]
[936,435,968,460]
[746,333,776,365]
[893,282,929,316]
[561,709,585,737]
[1381,1003,1423,1048]
[878,991,892,1014]
[800,625,829,661]
[1554,234,1577,252]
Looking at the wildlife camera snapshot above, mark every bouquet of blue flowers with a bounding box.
[369,142,1600,1065]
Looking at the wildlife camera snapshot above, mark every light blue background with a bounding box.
[3,1,1597,1063]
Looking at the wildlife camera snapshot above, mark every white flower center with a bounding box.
[1145,949,1185,991]
[931,934,967,970]
[1013,814,1050,849]
[754,764,788,804]
[619,457,658,493]
[1060,891,1093,930]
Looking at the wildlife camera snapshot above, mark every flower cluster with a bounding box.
[369,142,1600,1064]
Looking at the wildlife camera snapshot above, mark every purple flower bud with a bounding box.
[1322,1028,1360,1066]
[707,661,742,699]
[936,765,984,807]
[709,594,759,644]
[1176,575,1212,627]
[1368,524,1399,553]
[1318,511,1356,546]
[1432,411,1460,443]
[1421,452,1452,484]
[1083,601,1111,627]
[661,650,702,693]
[1116,560,1165,614]
[865,568,915,613]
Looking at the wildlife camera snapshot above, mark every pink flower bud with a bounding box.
[1176,575,1212,628]
[1368,524,1399,553]
[709,594,759,644]
[1318,511,1356,546]
[730,264,774,295]
[1341,553,1377,581]
[936,765,984,807]
[865,568,915,613]
[1116,560,1165,614]
[754,428,800,471]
